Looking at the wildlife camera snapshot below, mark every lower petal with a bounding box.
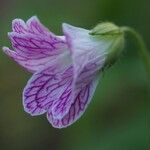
[47,76,99,128]
[23,53,73,116]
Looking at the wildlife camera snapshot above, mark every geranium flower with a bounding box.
[3,16,124,128]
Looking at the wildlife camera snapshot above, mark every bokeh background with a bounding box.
[0,0,150,149]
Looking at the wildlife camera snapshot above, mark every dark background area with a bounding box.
[0,0,150,150]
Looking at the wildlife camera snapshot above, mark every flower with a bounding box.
[3,16,124,128]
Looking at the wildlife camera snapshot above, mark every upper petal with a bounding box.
[62,23,109,101]
[3,16,68,73]
[62,23,108,78]
[12,16,52,36]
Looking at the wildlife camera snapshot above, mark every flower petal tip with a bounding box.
[2,46,8,52]
[62,23,75,32]
[62,23,70,28]
[26,16,39,24]
[2,47,15,56]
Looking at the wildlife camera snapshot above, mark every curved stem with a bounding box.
[121,26,150,77]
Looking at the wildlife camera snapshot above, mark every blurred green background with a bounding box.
[0,0,150,150]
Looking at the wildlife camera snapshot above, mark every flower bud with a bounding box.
[90,22,124,68]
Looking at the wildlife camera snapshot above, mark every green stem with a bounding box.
[121,26,150,77]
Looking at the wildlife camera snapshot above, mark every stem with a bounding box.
[121,26,150,77]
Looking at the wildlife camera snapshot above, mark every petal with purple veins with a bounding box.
[63,23,108,83]
[23,54,73,116]
[12,16,52,36]
[26,16,52,36]
[47,76,99,128]
[12,18,27,34]
[3,16,69,73]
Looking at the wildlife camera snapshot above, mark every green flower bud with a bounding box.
[90,22,124,68]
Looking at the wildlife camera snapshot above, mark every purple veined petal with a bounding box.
[26,16,52,36]
[8,32,66,56]
[47,75,99,128]
[50,57,105,121]
[50,60,103,120]
[23,53,74,116]
[62,23,108,81]
[3,46,66,73]
[62,23,108,107]
[12,18,27,34]
[12,16,52,36]
[3,17,69,73]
